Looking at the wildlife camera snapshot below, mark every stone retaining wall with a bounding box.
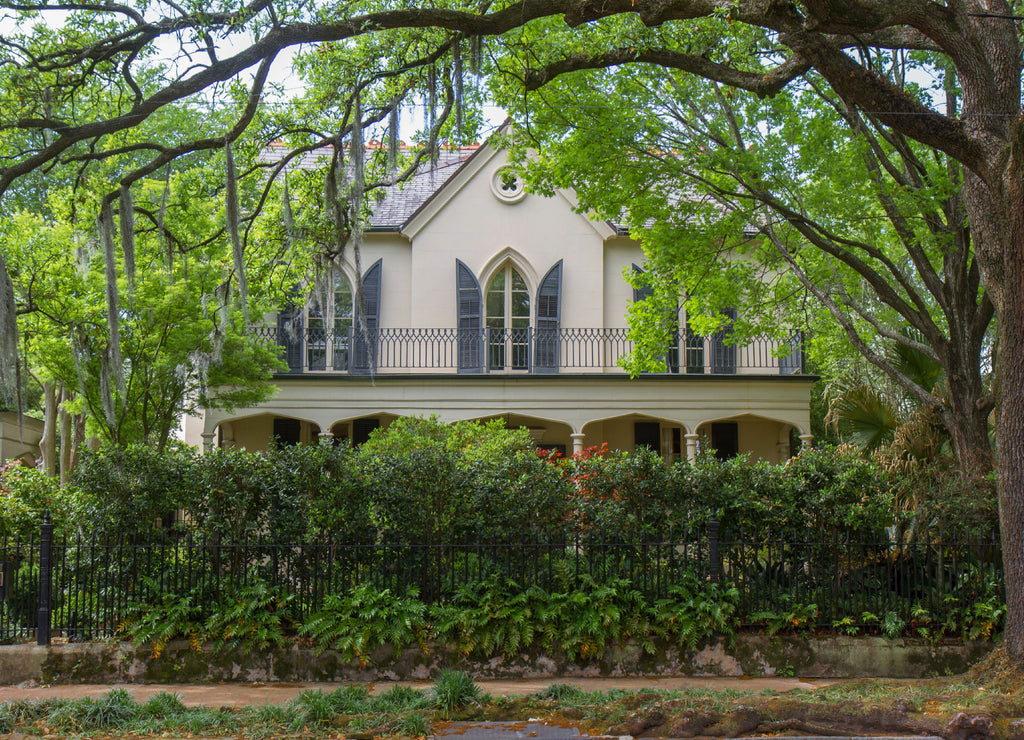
[0,637,993,685]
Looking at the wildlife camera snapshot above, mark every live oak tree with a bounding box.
[4,165,285,450]
[500,56,995,474]
[0,0,1022,653]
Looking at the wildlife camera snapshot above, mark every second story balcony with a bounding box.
[252,326,806,377]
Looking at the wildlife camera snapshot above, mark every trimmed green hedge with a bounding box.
[0,416,997,541]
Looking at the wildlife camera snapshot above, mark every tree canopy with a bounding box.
[503,49,994,472]
[0,0,1023,654]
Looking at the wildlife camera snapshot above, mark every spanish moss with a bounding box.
[282,172,295,243]
[159,164,172,274]
[388,102,399,171]
[0,250,18,409]
[224,138,249,325]
[100,200,126,404]
[470,34,483,77]
[454,38,463,139]
[119,183,136,293]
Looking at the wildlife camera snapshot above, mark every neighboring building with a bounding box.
[0,412,44,465]
[197,137,816,462]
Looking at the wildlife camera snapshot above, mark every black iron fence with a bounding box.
[251,326,806,375]
[0,515,1002,645]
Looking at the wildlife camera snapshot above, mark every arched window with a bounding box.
[486,264,530,370]
[307,272,354,371]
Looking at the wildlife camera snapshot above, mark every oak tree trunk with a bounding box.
[996,176,1024,655]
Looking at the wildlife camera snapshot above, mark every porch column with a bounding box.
[318,431,334,445]
[570,433,586,455]
[684,433,699,463]
[200,432,216,453]
[799,433,814,450]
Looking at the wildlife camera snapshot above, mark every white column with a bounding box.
[201,432,216,453]
[570,433,586,455]
[684,433,700,463]
[799,433,814,450]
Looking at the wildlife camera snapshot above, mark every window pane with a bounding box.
[511,270,527,291]
[511,290,530,318]
[488,270,505,291]
[334,280,353,318]
[486,291,504,319]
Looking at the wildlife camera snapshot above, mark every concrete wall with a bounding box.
[0,636,991,685]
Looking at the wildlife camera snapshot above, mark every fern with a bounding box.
[117,577,205,658]
[205,577,292,652]
[432,578,542,658]
[653,577,740,649]
[299,583,427,664]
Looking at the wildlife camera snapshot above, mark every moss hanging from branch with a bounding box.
[158,164,172,274]
[99,200,126,414]
[454,38,463,139]
[282,171,295,244]
[0,251,18,409]
[224,137,250,325]
[119,183,136,293]
[388,101,399,171]
[350,90,372,377]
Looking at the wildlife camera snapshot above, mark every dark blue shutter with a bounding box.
[780,330,803,375]
[352,259,381,373]
[456,259,483,373]
[277,306,303,373]
[534,260,562,373]
[632,264,678,372]
[711,308,737,374]
[632,264,653,303]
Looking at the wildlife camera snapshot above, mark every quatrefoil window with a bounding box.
[490,166,526,203]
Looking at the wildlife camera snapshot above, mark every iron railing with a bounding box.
[1,517,1002,644]
[251,326,806,376]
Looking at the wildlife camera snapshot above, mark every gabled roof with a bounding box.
[264,143,479,231]
[264,136,621,237]
[369,148,479,230]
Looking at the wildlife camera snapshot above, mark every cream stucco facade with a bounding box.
[198,138,816,461]
[0,412,44,465]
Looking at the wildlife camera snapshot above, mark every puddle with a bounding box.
[432,720,583,740]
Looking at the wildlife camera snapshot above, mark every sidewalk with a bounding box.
[0,677,840,707]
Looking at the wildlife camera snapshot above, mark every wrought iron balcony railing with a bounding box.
[250,326,806,376]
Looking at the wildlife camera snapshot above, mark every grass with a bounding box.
[4,667,1024,738]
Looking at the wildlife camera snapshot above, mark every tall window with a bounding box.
[486,265,530,370]
[307,273,353,370]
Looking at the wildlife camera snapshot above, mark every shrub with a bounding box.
[0,461,67,539]
[360,417,571,542]
[565,445,681,536]
[431,669,481,713]
[71,444,199,535]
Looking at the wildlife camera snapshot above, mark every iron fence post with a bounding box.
[37,510,53,646]
[708,518,720,584]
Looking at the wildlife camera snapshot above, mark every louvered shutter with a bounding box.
[456,260,483,373]
[632,264,653,303]
[534,260,562,373]
[632,264,679,372]
[711,308,737,374]
[352,259,381,373]
[277,306,303,373]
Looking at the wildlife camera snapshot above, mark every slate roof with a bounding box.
[263,143,479,231]
[368,148,478,229]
